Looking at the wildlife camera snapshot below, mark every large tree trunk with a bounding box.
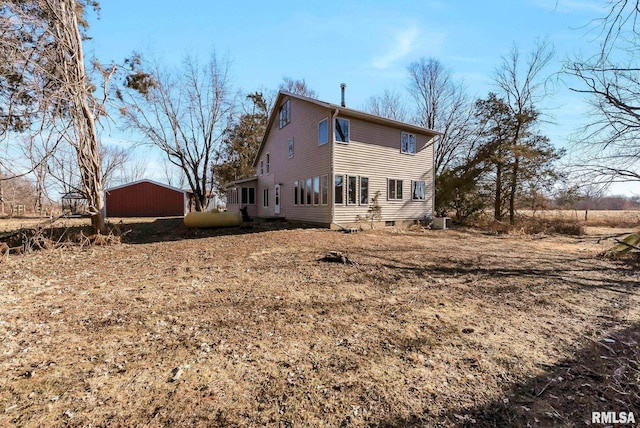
[494,162,502,221]
[59,0,105,233]
[509,156,519,225]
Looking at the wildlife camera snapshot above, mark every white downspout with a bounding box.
[330,108,340,229]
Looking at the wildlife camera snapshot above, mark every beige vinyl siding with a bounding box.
[256,96,332,224]
[333,116,434,224]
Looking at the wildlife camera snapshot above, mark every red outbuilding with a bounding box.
[105,180,187,217]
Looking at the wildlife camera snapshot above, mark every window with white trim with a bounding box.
[313,177,320,205]
[321,175,328,205]
[334,175,344,205]
[294,181,299,205]
[299,179,305,206]
[279,99,291,128]
[401,132,416,154]
[288,138,294,158]
[412,180,426,200]
[228,188,238,205]
[241,187,255,205]
[335,118,349,143]
[266,153,270,174]
[388,179,403,200]
[360,177,369,205]
[347,175,357,205]
[318,119,328,145]
[306,178,312,205]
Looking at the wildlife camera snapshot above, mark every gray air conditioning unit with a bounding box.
[432,217,451,230]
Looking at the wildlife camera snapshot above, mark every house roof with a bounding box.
[224,176,258,189]
[104,179,186,194]
[252,91,442,167]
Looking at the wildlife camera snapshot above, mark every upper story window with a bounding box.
[335,118,349,143]
[266,153,270,174]
[279,99,291,128]
[288,138,294,158]
[318,119,328,145]
[401,132,416,154]
[260,160,264,175]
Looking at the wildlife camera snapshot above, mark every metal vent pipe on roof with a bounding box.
[340,83,346,107]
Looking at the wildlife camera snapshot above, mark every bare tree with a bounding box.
[1,0,109,232]
[116,156,147,185]
[492,40,559,224]
[118,52,233,211]
[279,77,317,98]
[100,145,129,188]
[364,89,409,122]
[565,1,640,185]
[407,58,477,177]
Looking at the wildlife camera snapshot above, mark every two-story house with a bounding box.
[225,88,439,228]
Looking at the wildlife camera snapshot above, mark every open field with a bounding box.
[1,219,639,426]
[518,209,640,227]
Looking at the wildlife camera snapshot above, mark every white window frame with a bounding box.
[241,187,255,205]
[360,177,369,205]
[401,132,416,154]
[411,180,426,201]
[306,178,312,205]
[347,175,357,205]
[279,99,291,128]
[334,174,344,205]
[321,175,328,205]
[293,181,299,206]
[228,188,238,205]
[318,118,329,145]
[288,138,294,158]
[313,176,320,205]
[388,178,403,200]
[299,179,305,206]
[334,118,350,143]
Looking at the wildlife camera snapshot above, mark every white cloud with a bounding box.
[372,24,420,69]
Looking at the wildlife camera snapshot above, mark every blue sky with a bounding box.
[84,1,638,195]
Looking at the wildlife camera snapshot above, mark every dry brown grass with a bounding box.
[0,220,639,427]
[521,209,640,228]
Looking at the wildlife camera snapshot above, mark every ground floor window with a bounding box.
[228,188,238,205]
[334,175,344,205]
[306,178,313,205]
[241,187,255,205]
[263,188,269,207]
[347,175,357,205]
[321,175,328,205]
[313,177,320,205]
[412,180,426,200]
[388,179,403,200]
[294,181,299,205]
[360,177,369,205]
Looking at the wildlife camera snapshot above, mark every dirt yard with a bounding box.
[0,218,639,427]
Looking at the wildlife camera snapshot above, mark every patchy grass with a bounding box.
[0,222,639,427]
